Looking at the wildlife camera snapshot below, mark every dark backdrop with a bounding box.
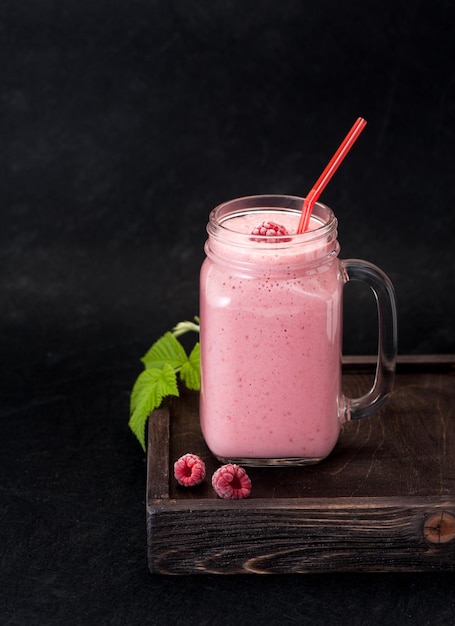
[1,1,455,624]
[2,0,455,363]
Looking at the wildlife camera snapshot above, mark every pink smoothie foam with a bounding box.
[200,209,343,462]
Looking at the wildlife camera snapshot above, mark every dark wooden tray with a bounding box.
[146,356,455,574]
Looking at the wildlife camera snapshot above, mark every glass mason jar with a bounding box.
[199,194,397,466]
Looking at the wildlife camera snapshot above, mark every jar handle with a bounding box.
[342,259,398,420]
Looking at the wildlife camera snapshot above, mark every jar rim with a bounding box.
[208,194,337,249]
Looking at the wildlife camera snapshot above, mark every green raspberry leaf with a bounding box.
[130,318,201,451]
[129,363,179,451]
[141,332,187,371]
[179,342,201,391]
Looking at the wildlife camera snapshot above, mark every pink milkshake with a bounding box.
[200,196,345,465]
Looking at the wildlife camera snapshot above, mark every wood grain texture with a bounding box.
[147,357,455,574]
[148,498,455,574]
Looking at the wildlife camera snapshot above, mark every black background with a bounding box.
[1,1,455,624]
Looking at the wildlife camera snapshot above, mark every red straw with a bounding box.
[297,117,367,233]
